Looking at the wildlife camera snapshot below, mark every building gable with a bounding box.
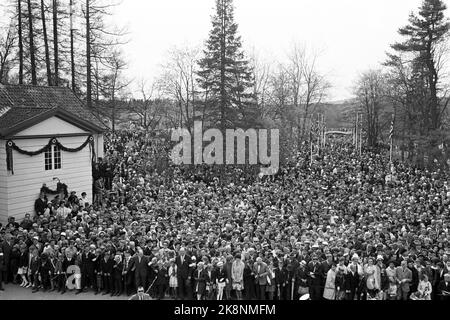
[14,116,90,137]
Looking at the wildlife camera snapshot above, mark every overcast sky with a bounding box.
[2,0,449,101]
[115,0,450,101]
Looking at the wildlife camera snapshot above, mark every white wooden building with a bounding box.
[0,85,106,224]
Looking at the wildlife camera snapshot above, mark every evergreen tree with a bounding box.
[389,0,449,131]
[197,0,259,130]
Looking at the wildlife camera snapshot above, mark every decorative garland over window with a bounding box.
[6,135,95,175]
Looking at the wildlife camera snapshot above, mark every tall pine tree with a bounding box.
[390,0,449,131]
[197,0,259,131]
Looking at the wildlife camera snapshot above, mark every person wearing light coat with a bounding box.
[323,264,337,300]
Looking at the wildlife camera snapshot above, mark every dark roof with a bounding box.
[0,84,107,137]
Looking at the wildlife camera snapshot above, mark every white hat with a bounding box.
[352,254,359,260]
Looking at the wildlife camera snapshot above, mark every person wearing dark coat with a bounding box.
[344,264,360,300]
[274,260,286,300]
[0,247,5,291]
[243,260,255,300]
[29,250,41,293]
[128,248,150,291]
[154,262,169,300]
[1,234,13,284]
[295,261,310,300]
[34,193,47,217]
[215,261,228,300]
[193,262,207,300]
[112,255,124,296]
[39,253,54,291]
[122,251,134,296]
[307,255,323,301]
[408,260,419,298]
[175,247,191,300]
[433,262,446,289]
[9,245,20,284]
[100,252,114,295]
[437,274,450,301]
[92,250,103,294]
[80,246,97,292]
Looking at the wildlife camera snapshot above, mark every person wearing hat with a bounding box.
[295,260,309,300]
[215,261,227,300]
[307,254,323,301]
[193,261,207,300]
[99,251,114,295]
[153,260,169,300]
[80,245,96,294]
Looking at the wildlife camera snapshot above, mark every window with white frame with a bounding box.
[45,145,62,171]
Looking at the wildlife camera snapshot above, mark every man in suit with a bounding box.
[34,192,47,217]
[0,246,5,291]
[396,260,412,300]
[307,254,323,301]
[1,233,13,284]
[408,259,419,297]
[431,262,446,300]
[129,248,150,291]
[129,286,151,300]
[100,251,114,295]
[253,257,268,300]
[80,245,96,293]
[437,273,450,301]
[175,247,191,300]
[122,250,134,295]
[344,264,359,300]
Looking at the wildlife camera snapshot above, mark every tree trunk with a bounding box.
[18,0,24,85]
[86,0,92,108]
[26,0,37,85]
[41,0,52,86]
[53,0,59,86]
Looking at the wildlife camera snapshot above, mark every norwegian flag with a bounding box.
[310,118,320,142]
[389,115,395,141]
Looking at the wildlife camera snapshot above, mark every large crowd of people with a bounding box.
[0,129,449,301]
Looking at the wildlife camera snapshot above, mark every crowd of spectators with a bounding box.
[0,130,449,301]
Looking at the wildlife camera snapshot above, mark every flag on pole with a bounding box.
[389,115,395,141]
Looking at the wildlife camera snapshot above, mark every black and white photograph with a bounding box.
[0,0,450,310]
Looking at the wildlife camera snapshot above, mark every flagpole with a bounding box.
[390,114,395,164]
[310,118,313,167]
